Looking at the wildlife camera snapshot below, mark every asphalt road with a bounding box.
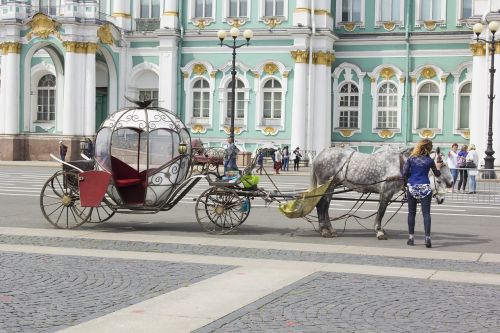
[1,165,500,253]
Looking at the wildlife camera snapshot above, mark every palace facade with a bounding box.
[0,0,498,160]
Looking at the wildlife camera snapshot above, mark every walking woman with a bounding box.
[466,144,479,194]
[402,139,442,248]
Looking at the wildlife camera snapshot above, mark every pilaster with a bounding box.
[112,0,132,30]
[84,43,98,135]
[158,35,179,111]
[470,43,488,161]
[2,42,21,135]
[311,51,334,150]
[290,50,309,151]
[161,0,179,29]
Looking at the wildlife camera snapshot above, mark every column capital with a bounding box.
[63,41,98,54]
[470,42,486,56]
[0,42,22,55]
[313,51,335,66]
[290,50,309,63]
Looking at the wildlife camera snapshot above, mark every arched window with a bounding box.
[459,83,471,129]
[192,79,210,118]
[417,82,439,128]
[37,74,56,121]
[338,83,359,128]
[377,82,398,129]
[263,79,282,119]
[226,79,245,122]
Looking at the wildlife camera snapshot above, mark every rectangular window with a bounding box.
[229,0,248,17]
[264,0,284,17]
[421,0,440,21]
[195,0,212,18]
[342,0,361,22]
[381,0,400,21]
[263,92,272,118]
[418,95,439,128]
[462,0,473,19]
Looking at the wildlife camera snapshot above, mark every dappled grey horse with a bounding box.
[311,147,453,239]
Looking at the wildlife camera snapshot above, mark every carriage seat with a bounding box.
[111,156,144,188]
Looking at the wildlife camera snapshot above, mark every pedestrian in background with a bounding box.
[466,144,479,194]
[59,141,68,161]
[274,148,282,174]
[224,137,239,174]
[293,147,302,171]
[256,150,264,175]
[447,143,458,191]
[457,144,468,193]
[403,139,442,248]
[282,146,290,171]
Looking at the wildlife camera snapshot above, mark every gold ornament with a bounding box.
[263,63,278,75]
[193,64,207,75]
[290,50,309,63]
[378,130,395,139]
[421,67,436,79]
[380,67,395,80]
[339,129,354,137]
[263,127,278,135]
[27,13,61,40]
[97,25,114,45]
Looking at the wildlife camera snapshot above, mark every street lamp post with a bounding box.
[473,20,500,179]
[217,28,253,140]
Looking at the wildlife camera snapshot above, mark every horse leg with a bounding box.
[316,195,337,238]
[374,197,390,240]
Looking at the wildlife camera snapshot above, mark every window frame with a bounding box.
[258,0,288,22]
[337,82,360,129]
[139,0,161,18]
[415,0,447,26]
[335,0,366,29]
[218,76,250,132]
[138,89,159,107]
[376,82,399,129]
[191,78,211,120]
[374,0,404,29]
[457,82,471,130]
[191,0,215,19]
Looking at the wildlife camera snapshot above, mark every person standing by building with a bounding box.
[282,146,290,171]
[466,144,479,194]
[224,137,239,174]
[402,139,442,248]
[292,147,302,171]
[447,143,458,191]
[59,141,68,161]
[457,144,468,193]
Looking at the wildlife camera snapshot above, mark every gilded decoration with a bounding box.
[263,63,278,75]
[282,72,289,78]
[63,41,97,54]
[399,77,405,83]
[112,12,131,18]
[294,8,311,14]
[97,25,114,45]
[378,130,395,139]
[191,124,207,134]
[423,20,437,30]
[383,22,396,31]
[419,129,435,139]
[290,50,309,63]
[227,18,246,27]
[370,77,376,83]
[27,13,61,41]
[470,42,486,56]
[462,130,470,139]
[193,19,209,29]
[421,67,436,79]
[193,64,207,75]
[224,126,242,135]
[343,23,356,31]
[162,11,178,16]
[0,42,21,55]
[440,76,447,82]
[313,51,334,66]
[314,9,330,16]
[183,73,189,78]
[411,77,417,83]
[380,67,395,80]
[262,127,278,136]
[263,17,282,29]
[210,71,217,78]
[339,129,354,138]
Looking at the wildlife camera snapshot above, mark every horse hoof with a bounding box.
[376,230,387,240]
[320,227,337,238]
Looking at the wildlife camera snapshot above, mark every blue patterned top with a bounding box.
[402,155,441,186]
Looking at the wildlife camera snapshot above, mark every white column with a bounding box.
[161,0,179,29]
[293,0,310,27]
[84,43,97,136]
[0,52,6,134]
[311,52,330,151]
[63,43,79,135]
[470,45,488,162]
[4,44,21,135]
[290,51,308,150]
[158,36,179,111]
[112,0,132,30]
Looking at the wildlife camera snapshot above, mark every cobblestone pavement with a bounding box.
[0,252,231,333]
[1,234,499,275]
[196,272,500,333]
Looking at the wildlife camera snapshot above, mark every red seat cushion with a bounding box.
[115,178,142,187]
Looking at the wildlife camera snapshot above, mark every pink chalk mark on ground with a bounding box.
[285,320,300,327]
[0,295,13,303]
[131,309,145,314]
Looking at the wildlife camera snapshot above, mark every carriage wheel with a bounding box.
[195,187,250,234]
[40,171,90,229]
[85,197,116,223]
